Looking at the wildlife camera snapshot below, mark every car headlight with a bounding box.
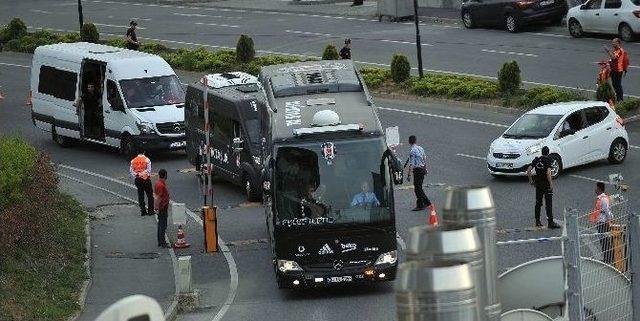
[374,250,398,265]
[277,259,303,272]
[137,122,156,135]
[526,144,542,156]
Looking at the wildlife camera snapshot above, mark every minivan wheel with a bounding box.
[608,138,627,164]
[462,10,475,28]
[549,154,562,179]
[52,127,74,147]
[121,135,137,159]
[569,19,583,38]
[619,23,635,42]
[505,14,519,33]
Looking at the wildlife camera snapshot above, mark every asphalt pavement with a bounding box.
[1,0,639,98]
[2,48,639,321]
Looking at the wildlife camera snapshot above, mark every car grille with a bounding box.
[156,122,185,134]
[493,153,520,159]
[303,260,371,272]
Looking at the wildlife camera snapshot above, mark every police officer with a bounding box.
[527,146,561,229]
[130,148,154,216]
[406,135,432,212]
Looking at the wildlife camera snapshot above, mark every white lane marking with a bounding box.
[94,23,147,29]
[396,233,406,251]
[24,26,640,99]
[377,106,510,128]
[481,49,538,58]
[456,153,486,161]
[380,39,434,47]
[58,164,238,321]
[285,29,333,37]
[569,174,606,183]
[630,145,639,150]
[194,22,240,28]
[57,172,181,317]
[131,17,153,21]
[526,32,571,39]
[29,9,54,14]
[0,62,30,68]
[173,13,238,19]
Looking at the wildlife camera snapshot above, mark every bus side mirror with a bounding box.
[232,137,244,153]
[387,151,404,185]
[262,168,271,195]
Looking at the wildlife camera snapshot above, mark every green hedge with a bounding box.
[360,67,391,89]
[0,136,37,210]
[505,87,587,109]
[617,98,640,116]
[4,30,80,52]
[411,74,500,100]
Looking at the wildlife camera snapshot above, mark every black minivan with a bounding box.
[461,0,568,32]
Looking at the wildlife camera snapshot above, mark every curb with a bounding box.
[67,216,92,321]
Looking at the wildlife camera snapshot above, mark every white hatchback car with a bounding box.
[487,101,629,178]
[567,0,640,42]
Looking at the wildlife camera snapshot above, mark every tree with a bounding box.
[322,44,339,60]
[390,54,411,84]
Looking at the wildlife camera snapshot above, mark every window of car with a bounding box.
[584,106,609,126]
[585,0,603,9]
[604,0,622,8]
[38,65,78,101]
[557,111,585,138]
[633,0,640,5]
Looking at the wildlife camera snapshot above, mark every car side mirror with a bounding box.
[560,128,576,137]
[386,150,404,185]
[232,137,244,153]
[261,168,272,196]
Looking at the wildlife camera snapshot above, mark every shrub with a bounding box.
[411,74,499,99]
[80,23,99,43]
[0,136,37,210]
[616,98,640,116]
[360,67,391,88]
[1,18,27,41]
[509,87,586,109]
[390,54,411,84]
[236,34,255,64]
[498,60,521,94]
[139,42,170,55]
[103,37,127,48]
[322,43,339,60]
[596,81,616,103]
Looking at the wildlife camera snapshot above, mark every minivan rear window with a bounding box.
[38,65,77,101]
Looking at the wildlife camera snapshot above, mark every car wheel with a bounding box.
[120,135,137,159]
[462,10,475,29]
[619,23,635,42]
[568,19,583,38]
[608,138,627,164]
[505,14,519,33]
[244,174,260,202]
[52,127,74,148]
[549,154,562,179]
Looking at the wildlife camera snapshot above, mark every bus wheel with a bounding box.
[52,127,74,147]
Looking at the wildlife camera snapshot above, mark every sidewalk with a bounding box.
[58,176,177,321]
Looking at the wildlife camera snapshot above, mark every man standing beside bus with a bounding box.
[406,135,432,212]
[130,148,154,216]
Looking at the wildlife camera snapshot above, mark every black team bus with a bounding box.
[258,61,404,289]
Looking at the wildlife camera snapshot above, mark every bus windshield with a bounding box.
[274,137,393,228]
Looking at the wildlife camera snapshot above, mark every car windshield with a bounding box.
[274,138,392,228]
[120,75,185,108]
[503,114,562,139]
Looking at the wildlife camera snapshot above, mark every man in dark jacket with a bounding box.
[340,39,351,60]
[527,146,561,229]
[154,169,170,247]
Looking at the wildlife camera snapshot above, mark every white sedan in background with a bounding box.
[487,101,628,178]
[567,0,640,41]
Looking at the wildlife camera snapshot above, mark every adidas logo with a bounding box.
[318,243,334,255]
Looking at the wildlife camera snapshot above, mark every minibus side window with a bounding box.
[38,65,77,101]
[107,80,125,111]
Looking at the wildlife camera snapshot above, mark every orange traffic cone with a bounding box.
[174,225,190,249]
[427,204,438,227]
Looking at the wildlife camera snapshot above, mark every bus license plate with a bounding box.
[170,141,186,148]
[496,162,513,169]
[327,276,353,283]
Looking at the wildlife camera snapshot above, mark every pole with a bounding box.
[629,212,640,320]
[412,0,423,78]
[77,0,84,30]
[563,208,585,321]
[203,77,212,206]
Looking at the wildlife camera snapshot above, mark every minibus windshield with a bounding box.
[120,75,185,108]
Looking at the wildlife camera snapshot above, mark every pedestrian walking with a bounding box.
[589,182,614,265]
[154,169,170,248]
[126,20,140,50]
[527,146,561,229]
[604,38,630,102]
[130,148,154,216]
[406,135,432,212]
[340,39,352,60]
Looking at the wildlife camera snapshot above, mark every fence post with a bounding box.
[629,212,640,320]
[563,208,584,321]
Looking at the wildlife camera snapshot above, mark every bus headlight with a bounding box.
[137,122,156,135]
[374,250,397,265]
[277,260,303,273]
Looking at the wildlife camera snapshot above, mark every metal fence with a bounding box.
[565,196,635,321]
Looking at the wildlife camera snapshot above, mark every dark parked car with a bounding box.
[461,0,568,32]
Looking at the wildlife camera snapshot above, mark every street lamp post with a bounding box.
[77,0,84,30]
[412,0,424,78]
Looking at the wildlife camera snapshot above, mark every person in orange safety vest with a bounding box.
[597,60,616,110]
[130,148,154,216]
[604,38,630,102]
[589,182,614,265]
